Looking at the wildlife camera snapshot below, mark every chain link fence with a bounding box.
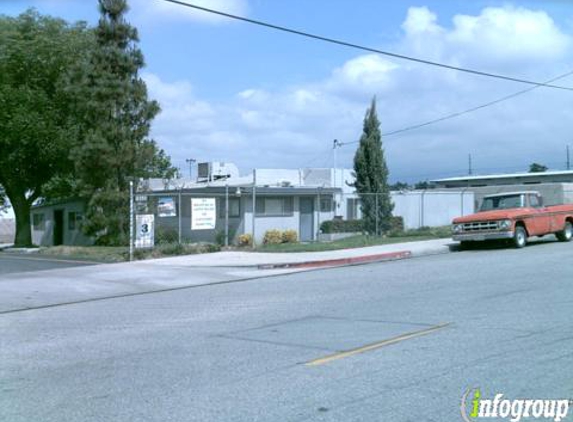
[336,190,475,231]
[130,185,477,252]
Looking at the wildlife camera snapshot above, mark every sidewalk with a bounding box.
[146,238,455,269]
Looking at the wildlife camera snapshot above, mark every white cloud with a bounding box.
[145,5,573,182]
[130,0,248,25]
[402,6,571,69]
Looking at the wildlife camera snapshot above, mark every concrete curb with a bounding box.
[257,250,413,270]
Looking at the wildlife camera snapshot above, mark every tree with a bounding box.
[390,181,410,191]
[414,181,433,190]
[69,0,175,245]
[353,98,393,234]
[529,163,548,173]
[0,11,93,246]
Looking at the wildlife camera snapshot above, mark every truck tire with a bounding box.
[459,241,472,250]
[513,226,527,248]
[556,221,573,242]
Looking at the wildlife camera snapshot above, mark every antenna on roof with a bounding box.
[468,154,473,176]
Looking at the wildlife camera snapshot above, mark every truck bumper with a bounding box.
[453,231,514,242]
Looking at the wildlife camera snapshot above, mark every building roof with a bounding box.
[432,170,573,184]
[144,167,354,192]
[483,191,540,198]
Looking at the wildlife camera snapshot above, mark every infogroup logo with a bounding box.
[461,388,571,422]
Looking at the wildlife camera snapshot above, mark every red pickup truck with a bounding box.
[452,191,573,248]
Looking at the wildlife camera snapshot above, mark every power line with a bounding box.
[162,0,573,91]
[339,69,573,146]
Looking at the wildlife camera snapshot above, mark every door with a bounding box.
[53,209,64,246]
[299,197,314,242]
[527,193,550,235]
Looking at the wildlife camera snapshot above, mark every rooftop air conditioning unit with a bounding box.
[197,162,240,182]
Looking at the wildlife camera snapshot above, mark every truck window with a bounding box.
[529,194,541,208]
[480,194,524,211]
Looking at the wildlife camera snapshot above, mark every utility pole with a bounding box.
[332,139,340,188]
[186,158,196,180]
[567,145,571,171]
[468,154,473,176]
[333,139,343,215]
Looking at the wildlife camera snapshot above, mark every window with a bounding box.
[529,194,542,208]
[320,197,333,212]
[256,197,294,216]
[68,212,83,231]
[347,198,360,220]
[219,197,241,218]
[32,213,45,230]
[480,195,524,211]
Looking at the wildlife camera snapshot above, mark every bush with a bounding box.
[237,233,253,247]
[387,216,404,236]
[263,229,283,245]
[215,228,236,247]
[386,224,451,238]
[282,229,298,243]
[94,232,128,246]
[155,226,179,245]
[320,219,364,234]
[133,242,220,260]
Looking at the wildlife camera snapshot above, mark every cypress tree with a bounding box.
[70,0,174,245]
[353,97,393,234]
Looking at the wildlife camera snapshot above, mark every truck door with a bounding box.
[528,194,550,235]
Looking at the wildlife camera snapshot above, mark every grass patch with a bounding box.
[36,246,129,262]
[256,226,451,253]
[35,242,220,263]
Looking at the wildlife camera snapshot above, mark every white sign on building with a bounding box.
[191,198,216,230]
[135,214,154,248]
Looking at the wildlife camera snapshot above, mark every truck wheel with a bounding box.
[556,221,573,242]
[459,241,472,250]
[513,226,527,248]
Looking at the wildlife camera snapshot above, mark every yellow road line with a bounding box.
[0,254,99,265]
[305,322,451,366]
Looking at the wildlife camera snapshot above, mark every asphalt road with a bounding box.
[0,254,96,275]
[2,241,573,421]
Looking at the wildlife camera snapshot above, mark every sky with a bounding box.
[3,0,573,184]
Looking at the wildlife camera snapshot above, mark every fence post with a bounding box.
[251,169,256,249]
[375,193,379,236]
[225,184,229,247]
[178,189,182,244]
[129,180,134,262]
[421,189,426,228]
[317,188,322,242]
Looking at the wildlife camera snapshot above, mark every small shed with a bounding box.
[30,200,93,246]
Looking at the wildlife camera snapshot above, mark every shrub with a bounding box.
[263,229,283,245]
[237,233,253,247]
[320,219,364,234]
[282,229,298,243]
[133,242,220,260]
[387,216,404,236]
[155,226,179,245]
[215,228,237,247]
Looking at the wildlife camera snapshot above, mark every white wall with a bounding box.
[391,191,475,229]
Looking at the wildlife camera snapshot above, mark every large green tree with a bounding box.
[0,11,93,246]
[69,0,175,245]
[353,98,393,234]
